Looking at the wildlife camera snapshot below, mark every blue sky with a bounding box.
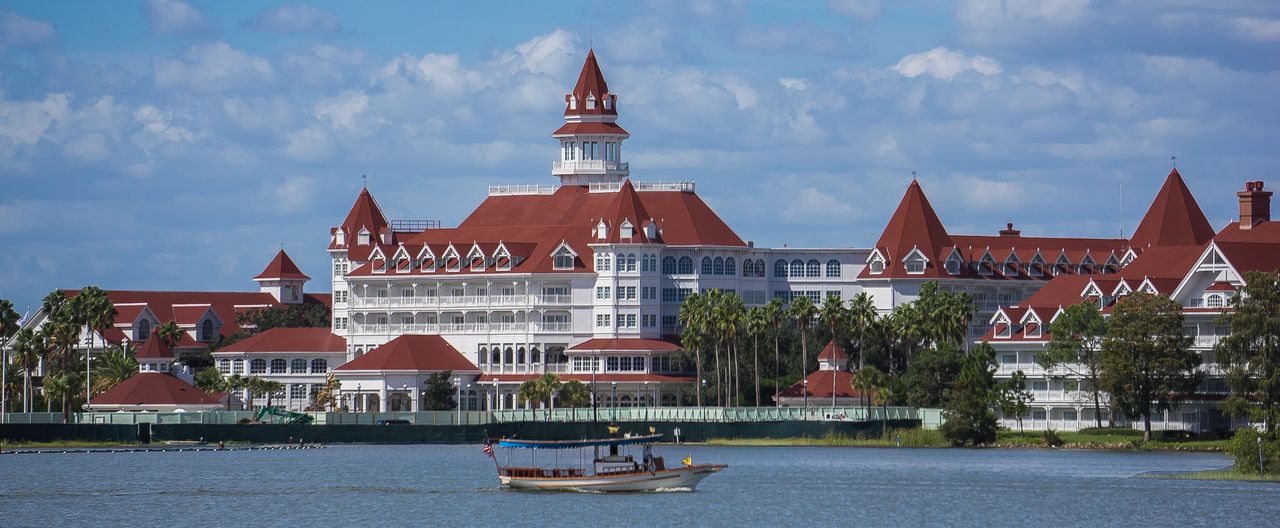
[2,0,1279,313]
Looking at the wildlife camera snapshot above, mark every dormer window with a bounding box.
[868,252,886,275]
[904,250,927,274]
[944,253,962,275]
[978,253,995,276]
[358,229,371,246]
[644,222,657,240]
[373,258,386,273]
[335,230,345,245]
[1025,321,1041,338]
[552,246,576,270]
[1206,293,1225,308]
[603,97,612,110]
[569,97,577,110]
[586,94,596,109]
[620,220,633,239]
[1029,254,1045,277]
[597,220,608,240]
[996,322,1012,338]
[1054,254,1071,276]
[1078,254,1096,274]
[1002,255,1020,276]
[136,319,152,341]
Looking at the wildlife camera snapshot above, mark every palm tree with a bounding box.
[557,380,591,408]
[77,286,117,401]
[819,294,847,347]
[788,295,818,396]
[11,328,43,412]
[847,292,877,371]
[157,320,183,349]
[43,372,76,417]
[746,306,768,406]
[764,298,785,406]
[713,291,745,406]
[0,299,20,414]
[679,292,708,406]
[852,365,884,420]
[225,374,247,411]
[259,379,284,409]
[703,289,725,406]
[90,344,137,395]
[519,373,562,420]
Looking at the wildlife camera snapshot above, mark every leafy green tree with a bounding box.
[77,286,117,401]
[90,344,137,395]
[157,320,183,349]
[679,291,709,406]
[1039,301,1109,428]
[519,373,562,419]
[902,342,963,408]
[311,374,340,411]
[788,294,819,392]
[258,379,284,408]
[0,298,19,414]
[421,370,457,411]
[852,365,886,420]
[1101,292,1201,443]
[11,328,44,412]
[1217,271,1280,436]
[194,366,225,392]
[218,304,332,349]
[557,380,591,408]
[41,291,85,422]
[224,374,247,410]
[996,370,1034,437]
[940,342,999,446]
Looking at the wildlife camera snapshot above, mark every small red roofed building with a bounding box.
[332,335,481,412]
[985,178,1275,434]
[212,327,347,411]
[86,331,222,412]
[776,341,868,408]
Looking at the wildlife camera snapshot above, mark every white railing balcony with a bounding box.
[489,295,528,306]
[536,294,572,305]
[488,184,557,196]
[554,160,628,175]
[587,179,694,193]
[1194,336,1223,348]
[488,322,528,333]
[535,322,572,333]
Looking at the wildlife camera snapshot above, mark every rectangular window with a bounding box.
[596,286,611,300]
[623,314,637,328]
[596,314,611,327]
[678,288,692,302]
[624,286,637,300]
[1032,410,1047,421]
[662,288,678,303]
[662,315,677,330]
[1063,410,1078,421]
[642,286,657,300]
[1001,354,1016,364]
[1032,381,1048,391]
[606,356,619,371]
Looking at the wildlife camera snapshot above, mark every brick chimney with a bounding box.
[999,222,1021,237]
[1237,180,1271,230]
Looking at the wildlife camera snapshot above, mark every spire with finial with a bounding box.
[552,49,631,186]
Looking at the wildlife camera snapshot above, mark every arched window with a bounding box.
[724,257,736,276]
[1206,294,1225,308]
[270,358,287,374]
[232,359,244,374]
[136,319,151,341]
[826,260,841,278]
[806,260,820,277]
[491,349,501,363]
[504,347,515,364]
[775,260,788,278]
[662,256,677,274]
[626,254,637,272]
[755,259,765,277]
[701,257,713,275]
[310,358,327,374]
[790,259,804,277]
[250,359,267,374]
[713,257,725,275]
[291,358,307,373]
[615,254,624,270]
[678,256,693,274]
[531,347,541,364]
[217,359,230,375]
[742,259,754,277]
[200,319,215,342]
[517,347,526,364]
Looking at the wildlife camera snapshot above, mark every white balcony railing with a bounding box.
[553,160,628,175]
[352,294,571,310]
[488,184,557,196]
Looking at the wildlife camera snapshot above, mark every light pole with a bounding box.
[492,377,499,411]
[84,326,93,407]
[701,379,707,421]
[356,383,361,413]
[454,377,462,424]
[1259,435,1265,475]
[643,381,650,422]
[611,381,618,421]
[802,379,809,411]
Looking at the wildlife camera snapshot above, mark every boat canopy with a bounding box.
[496,434,663,450]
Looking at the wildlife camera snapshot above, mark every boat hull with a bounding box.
[500,465,726,492]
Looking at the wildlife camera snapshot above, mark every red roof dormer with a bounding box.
[254,249,311,281]
[136,330,173,360]
[861,179,954,278]
[565,49,616,117]
[335,187,391,249]
[1130,168,1214,249]
[817,340,848,362]
[599,179,653,243]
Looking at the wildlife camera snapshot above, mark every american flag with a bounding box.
[482,437,494,458]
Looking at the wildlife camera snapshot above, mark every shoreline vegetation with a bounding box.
[1141,469,1280,482]
[702,428,1229,451]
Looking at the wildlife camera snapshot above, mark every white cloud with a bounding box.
[779,77,809,92]
[275,176,314,213]
[957,0,1091,28]
[828,0,881,21]
[314,91,371,132]
[782,185,855,222]
[1232,17,1280,42]
[133,104,196,144]
[143,0,216,37]
[283,125,332,161]
[500,29,577,76]
[243,4,341,34]
[0,11,56,46]
[281,44,365,86]
[0,93,71,145]
[64,132,111,161]
[892,47,1002,81]
[153,42,275,92]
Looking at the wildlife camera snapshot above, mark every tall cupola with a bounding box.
[552,49,630,186]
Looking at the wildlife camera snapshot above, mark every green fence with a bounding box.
[490,406,919,423]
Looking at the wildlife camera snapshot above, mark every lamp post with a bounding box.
[802,379,809,411]
[84,325,93,408]
[701,379,707,421]
[611,381,618,421]
[643,381,650,422]
[401,383,408,413]
[356,383,362,413]
[1259,435,1265,475]
[492,377,499,411]
[454,376,462,425]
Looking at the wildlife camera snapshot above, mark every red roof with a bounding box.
[817,340,847,361]
[1129,169,1216,250]
[600,180,655,243]
[488,373,695,384]
[215,327,346,354]
[564,49,616,118]
[170,305,212,325]
[254,249,311,281]
[335,335,478,372]
[332,187,391,250]
[778,370,868,399]
[64,290,330,344]
[568,338,680,352]
[135,332,173,360]
[344,184,744,277]
[89,372,221,407]
[863,179,953,279]
[552,121,629,136]
[1205,281,1237,291]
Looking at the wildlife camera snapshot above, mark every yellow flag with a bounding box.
[682,455,692,466]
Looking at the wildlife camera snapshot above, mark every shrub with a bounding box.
[1229,428,1280,474]
[1078,427,1141,437]
[1042,429,1064,447]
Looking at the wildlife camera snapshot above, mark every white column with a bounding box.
[378,384,388,413]
[410,387,420,412]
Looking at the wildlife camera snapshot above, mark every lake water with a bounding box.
[1,445,1276,527]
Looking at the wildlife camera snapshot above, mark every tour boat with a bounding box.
[487,433,726,492]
